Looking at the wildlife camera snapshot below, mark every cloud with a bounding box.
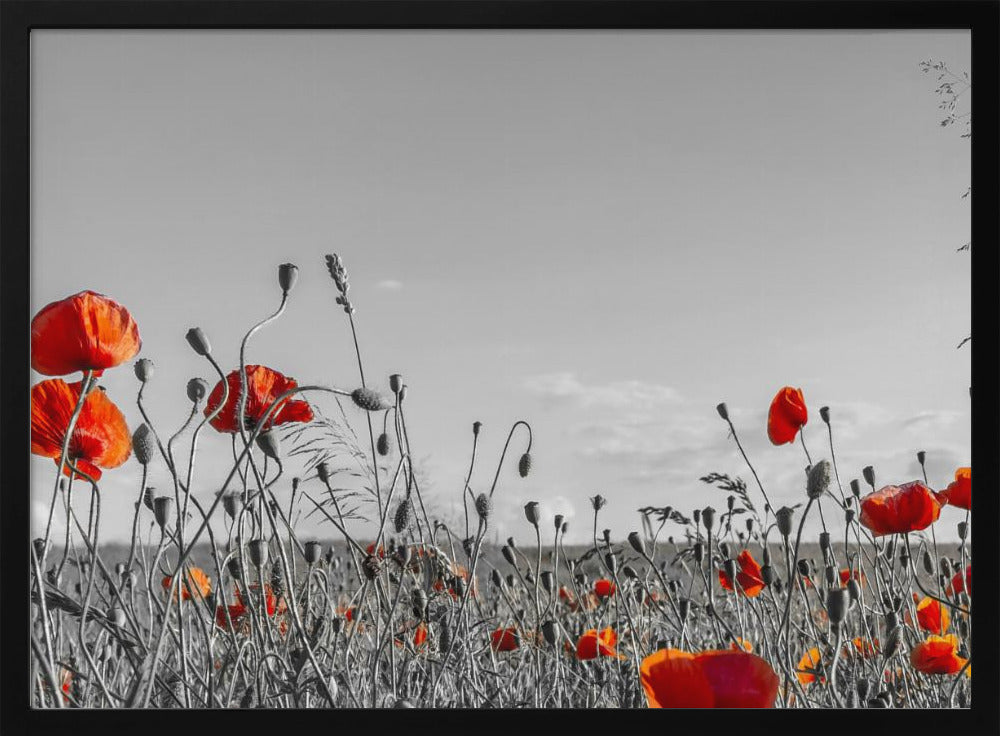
[900,410,968,435]
[376,279,403,290]
[523,372,680,410]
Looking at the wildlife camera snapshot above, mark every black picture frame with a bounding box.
[2,2,997,734]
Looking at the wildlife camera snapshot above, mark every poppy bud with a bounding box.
[554,514,564,531]
[561,521,568,535]
[351,387,391,412]
[716,402,729,421]
[850,479,861,498]
[693,509,701,526]
[726,495,735,512]
[718,541,731,558]
[762,547,771,565]
[222,492,241,520]
[540,571,554,593]
[591,494,606,512]
[846,578,860,604]
[604,553,618,574]
[898,549,909,568]
[627,532,645,556]
[473,421,482,436]
[745,518,754,534]
[807,460,831,500]
[185,327,212,356]
[275,262,299,294]
[845,508,855,525]
[524,501,540,526]
[623,565,639,580]
[921,550,934,575]
[939,557,952,578]
[316,461,332,484]
[255,431,281,460]
[462,537,474,558]
[134,358,155,383]
[819,531,831,554]
[227,557,242,581]
[518,453,532,478]
[376,433,390,456]
[883,539,895,561]
[507,574,518,589]
[132,424,155,466]
[602,529,611,544]
[330,617,343,634]
[824,565,837,588]
[491,569,503,588]
[761,565,775,586]
[108,605,126,629]
[819,406,830,424]
[304,541,322,565]
[723,558,738,583]
[776,507,795,538]
[702,506,716,532]
[186,377,208,404]
[475,493,492,520]
[862,466,875,489]
[693,543,704,563]
[362,554,381,580]
[153,496,173,529]
[827,588,849,624]
[501,545,517,569]
[797,559,811,577]
[678,599,690,621]
[393,498,413,534]
[247,539,268,568]
[916,450,926,466]
[541,619,559,646]
[383,374,402,396]
[957,521,968,540]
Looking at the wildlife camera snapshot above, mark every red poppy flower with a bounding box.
[235,584,286,617]
[640,649,779,708]
[718,550,766,598]
[490,627,519,652]
[910,635,967,675]
[31,290,141,377]
[940,467,971,511]
[796,648,825,685]
[558,585,574,603]
[576,628,621,660]
[161,566,212,602]
[594,578,616,598]
[914,597,950,635]
[839,569,866,587]
[216,602,247,630]
[31,379,131,480]
[767,386,808,445]
[204,365,313,433]
[413,622,428,647]
[947,565,971,597]
[729,638,754,653]
[859,481,942,536]
[365,543,386,559]
[843,637,879,659]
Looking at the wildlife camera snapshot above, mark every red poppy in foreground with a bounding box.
[859,481,942,536]
[640,649,779,708]
[767,386,808,445]
[204,365,313,433]
[594,578,616,598]
[915,596,950,635]
[162,566,212,602]
[576,628,621,660]
[947,565,971,597]
[910,635,967,675]
[490,627,519,652]
[939,467,971,511]
[31,290,141,377]
[718,550,766,598]
[31,379,131,480]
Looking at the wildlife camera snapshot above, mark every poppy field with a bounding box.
[29,256,972,709]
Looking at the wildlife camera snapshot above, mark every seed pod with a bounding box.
[185,327,212,356]
[376,432,390,456]
[622,565,639,580]
[142,486,156,511]
[153,496,174,529]
[303,540,322,565]
[628,531,645,556]
[745,518,754,534]
[362,554,381,580]
[761,565,775,586]
[502,545,516,567]
[561,521,568,535]
[604,553,618,574]
[939,557,952,578]
[591,494,607,512]
[540,571,554,593]
[862,466,875,488]
[797,559,811,578]
[824,565,837,588]
[389,374,403,395]
[398,385,407,401]
[222,492,241,520]
[845,508,856,525]
[702,506,716,532]
[351,387,391,412]
[186,377,208,404]
[134,358,155,383]
[922,550,935,575]
[131,424,155,466]
[491,569,503,588]
[819,406,830,424]
[255,431,281,460]
[278,263,298,294]
[518,453,532,478]
[554,514,564,531]
[819,532,831,555]
[727,495,735,512]
[474,493,492,520]
[247,539,268,567]
[776,507,794,538]
[723,558,738,583]
[827,588,849,624]
[807,460,831,500]
[957,521,968,540]
[602,529,611,544]
[916,450,926,466]
[716,402,729,421]
[473,421,482,436]
[393,498,413,534]
[523,501,540,526]
[227,558,242,580]
[541,620,559,646]
[850,479,861,498]
[693,542,705,563]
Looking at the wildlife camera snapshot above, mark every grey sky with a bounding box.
[31,31,971,547]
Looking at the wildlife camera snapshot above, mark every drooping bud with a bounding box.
[797,559,811,578]
[745,518,754,534]
[776,507,795,538]
[922,550,934,576]
[807,460,831,500]
[716,402,729,421]
[255,431,281,460]
[723,558,738,584]
[185,327,212,356]
[628,531,645,556]
[278,263,299,294]
[862,466,875,489]
[678,599,690,621]
[850,479,861,498]
[819,406,830,424]
[916,450,926,467]
[719,541,731,558]
[518,453,532,478]
[523,501,540,527]
[491,569,503,588]
[604,553,618,574]
[186,377,208,404]
[132,424,155,466]
[376,433,390,456]
[693,542,705,563]
[134,358,155,383]
[502,545,516,567]
[316,461,332,484]
[540,571,554,593]
[351,387,391,412]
